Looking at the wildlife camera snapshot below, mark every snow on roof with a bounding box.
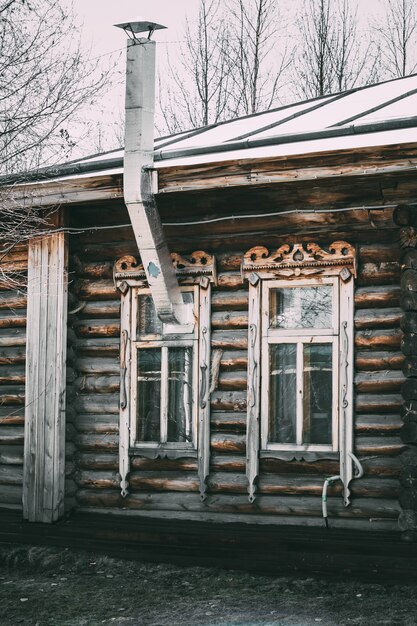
[12,74,417,182]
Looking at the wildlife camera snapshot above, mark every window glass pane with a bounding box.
[167,347,193,443]
[137,348,161,441]
[137,291,194,337]
[269,344,297,444]
[138,294,162,336]
[303,344,332,445]
[270,286,332,329]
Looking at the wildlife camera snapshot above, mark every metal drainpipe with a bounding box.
[120,27,189,325]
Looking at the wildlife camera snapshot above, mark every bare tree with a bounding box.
[0,0,112,175]
[374,0,417,78]
[294,0,377,99]
[225,0,293,116]
[159,0,233,133]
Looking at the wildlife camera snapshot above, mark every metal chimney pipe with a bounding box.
[118,24,189,325]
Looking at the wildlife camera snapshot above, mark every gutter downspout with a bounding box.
[122,34,189,325]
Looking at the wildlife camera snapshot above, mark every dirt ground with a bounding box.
[0,544,416,626]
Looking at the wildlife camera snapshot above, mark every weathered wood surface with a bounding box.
[67,219,404,529]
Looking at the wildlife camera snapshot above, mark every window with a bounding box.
[243,242,355,505]
[131,287,198,451]
[262,278,339,453]
[114,252,215,500]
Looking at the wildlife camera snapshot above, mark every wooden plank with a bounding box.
[23,227,68,523]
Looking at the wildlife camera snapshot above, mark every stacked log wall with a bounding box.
[0,246,27,509]
[69,218,404,530]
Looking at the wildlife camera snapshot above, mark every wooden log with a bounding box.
[76,261,113,279]
[0,292,26,310]
[355,329,402,351]
[355,436,404,455]
[393,204,417,227]
[210,390,247,412]
[401,378,417,401]
[75,489,401,519]
[399,489,417,510]
[400,291,417,312]
[401,269,417,295]
[218,371,247,391]
[73,338,120,357]
[400,422,417,443]
[355,351,404,371]
[0,313,26,328]
[211,291,248,311]
[354,285,400,309]
[0,484,23,505]
[211,412,246,432]
[0,347,26,365]
[73,415,118,435]
[260,455,401,478]
[401,248,417,271]
[401,333,417,356]
[0,366,25,385]
[355,393,402,414]
[0,465,23,486]
[216,252,243,271]
[211,433,246,453]
[75,375,120,394]
[0,386,25,405]
[76,453,118,471]
[358,243,400,263]
[357,262,400,286]
[0,408,24,425]
[354,308,402,330]
[75,357,119,375]
[354,371,404,393]
[0,426,24,445]
[75,433,119,451]
[355,414,402,434]
[211,455,245,473]
[216,273,243,291]
[80,301,121,318]
[398,509,417,532]
[129,471,199,492]
[401,311,417,334]
[0,445,23,465]
[74,280,119,301]
[75,470,120,490]
[220,351,248,370]
[0,329,26,347]
[74,394,119,414]
[211,330,247,350]
[73,319,120,338]
[401,400,417,422]
[403,356,417,378]
[211,311,248,330]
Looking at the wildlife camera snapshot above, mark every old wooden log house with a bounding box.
[2,25,417,567]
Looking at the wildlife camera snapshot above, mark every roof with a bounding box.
[7,73,417,183]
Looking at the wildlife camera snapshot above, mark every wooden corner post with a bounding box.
[23,212,68,522]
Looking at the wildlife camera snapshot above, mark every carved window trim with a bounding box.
[114,251,215,500]
[243,241,355,506]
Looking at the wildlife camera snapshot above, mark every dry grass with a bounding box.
[0,544,416,625]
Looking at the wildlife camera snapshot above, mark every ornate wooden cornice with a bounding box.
[242,241,356,280]
[114,250,216,291]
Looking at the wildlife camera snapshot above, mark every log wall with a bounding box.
[68,207,404,530]
[0,246,27,510]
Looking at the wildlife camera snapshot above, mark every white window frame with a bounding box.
[114,252,215,501]
[261,277,339,453]
[243,241,355,506]
[129,285,199,451]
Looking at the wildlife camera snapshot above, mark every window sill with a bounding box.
[259,450,339,462]
[129,446,198,460]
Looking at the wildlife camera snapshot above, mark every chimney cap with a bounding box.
[115,18,167,38]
